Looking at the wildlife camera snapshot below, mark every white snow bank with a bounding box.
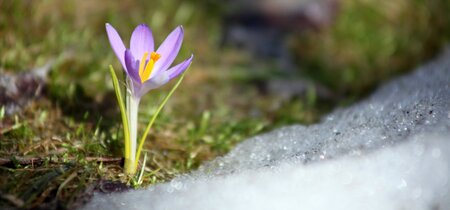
[82,49,450,210]
[85,134,450,210]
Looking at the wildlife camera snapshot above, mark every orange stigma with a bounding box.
[150,52,161,62]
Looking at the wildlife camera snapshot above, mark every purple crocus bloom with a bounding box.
[106,23,193,98]
[106,23,193,174]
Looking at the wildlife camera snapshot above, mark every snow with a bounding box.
[82,49,450,210]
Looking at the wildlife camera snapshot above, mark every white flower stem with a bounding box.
[125,91,140,175]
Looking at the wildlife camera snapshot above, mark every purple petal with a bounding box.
[130,24,154,59]
[136,54,193,97]
[166,54,193,80]
[137,74,170,97]
[124,50,142,84]
[105,23,126,70]
[153,26,184,74]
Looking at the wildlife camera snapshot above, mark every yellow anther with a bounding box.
[141,59,154,83]
[138,52,149,79]
[140,52,161,83]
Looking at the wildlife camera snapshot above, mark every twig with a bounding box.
[0,156,123,167]
[57,171,78,198]
[0,192,25,208]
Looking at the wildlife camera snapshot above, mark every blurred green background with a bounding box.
[2,0,449,99]
[0,0,449,208]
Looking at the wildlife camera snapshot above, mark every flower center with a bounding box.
[139,51,161,83]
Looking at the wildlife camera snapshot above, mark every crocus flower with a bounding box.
[105,23,193,174]
[106,23,193,98]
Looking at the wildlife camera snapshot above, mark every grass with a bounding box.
[0,0,449,209]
